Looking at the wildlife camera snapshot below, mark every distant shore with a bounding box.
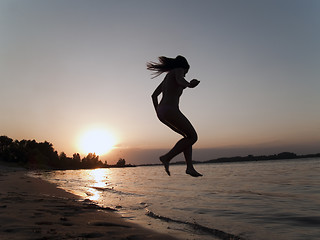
[139,152,320,167]
[1,135,319,170]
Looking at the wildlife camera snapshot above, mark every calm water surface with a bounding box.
[30,158,320,240]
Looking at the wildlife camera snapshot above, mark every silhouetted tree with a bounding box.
[0,136,13,152]
[116,158,126,167]
[0,136,14,161]
[59,152,67,161]
[82,153,102,169]
[73,153,81,162]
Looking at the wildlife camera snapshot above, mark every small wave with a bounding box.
[278,215,320,227]
[291,216,320,226]
[236,190,297,199]
[146,209,246,240]
[91,186,142,196]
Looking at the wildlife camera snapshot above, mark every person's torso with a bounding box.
[160,70,184,106]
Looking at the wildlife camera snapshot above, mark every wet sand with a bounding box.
[0,166,178,240]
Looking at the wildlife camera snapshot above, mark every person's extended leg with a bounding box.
[183,146,202,177]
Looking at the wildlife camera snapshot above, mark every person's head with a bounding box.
[147,55,190,78]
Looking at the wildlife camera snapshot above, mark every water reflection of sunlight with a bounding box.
[85,168,109,201]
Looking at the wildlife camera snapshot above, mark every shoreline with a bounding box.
[0,166,178,240]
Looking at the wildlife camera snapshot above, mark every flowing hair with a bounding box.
[147,55,190,78]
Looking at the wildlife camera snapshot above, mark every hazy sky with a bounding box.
[1,0,319,164]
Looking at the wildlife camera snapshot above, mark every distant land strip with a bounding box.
[139,152,320,167]
[0,136,319,169]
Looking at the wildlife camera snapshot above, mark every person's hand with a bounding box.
[189,79,200,88]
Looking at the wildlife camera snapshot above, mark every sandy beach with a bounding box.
[0,165,178,240]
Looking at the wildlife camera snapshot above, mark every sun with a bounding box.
[78,128,116,156]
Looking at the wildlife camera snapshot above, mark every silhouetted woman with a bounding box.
[147,55,202,177]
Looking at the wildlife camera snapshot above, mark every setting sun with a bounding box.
[78,128,116,156]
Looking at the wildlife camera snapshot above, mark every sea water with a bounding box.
[30,158,320,240]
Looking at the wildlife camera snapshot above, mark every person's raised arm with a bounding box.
[151,81,163,110]
[174,68,200,88]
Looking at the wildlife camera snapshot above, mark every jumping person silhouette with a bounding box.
[147,55,202,177]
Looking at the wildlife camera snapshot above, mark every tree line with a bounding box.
[0,136,131,170]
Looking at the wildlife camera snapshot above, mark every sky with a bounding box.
[1,0,319,164]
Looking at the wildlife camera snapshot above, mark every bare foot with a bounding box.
[186,168,203,177]
[160,156,170,176]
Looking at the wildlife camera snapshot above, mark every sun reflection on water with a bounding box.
[85,168,109,201]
